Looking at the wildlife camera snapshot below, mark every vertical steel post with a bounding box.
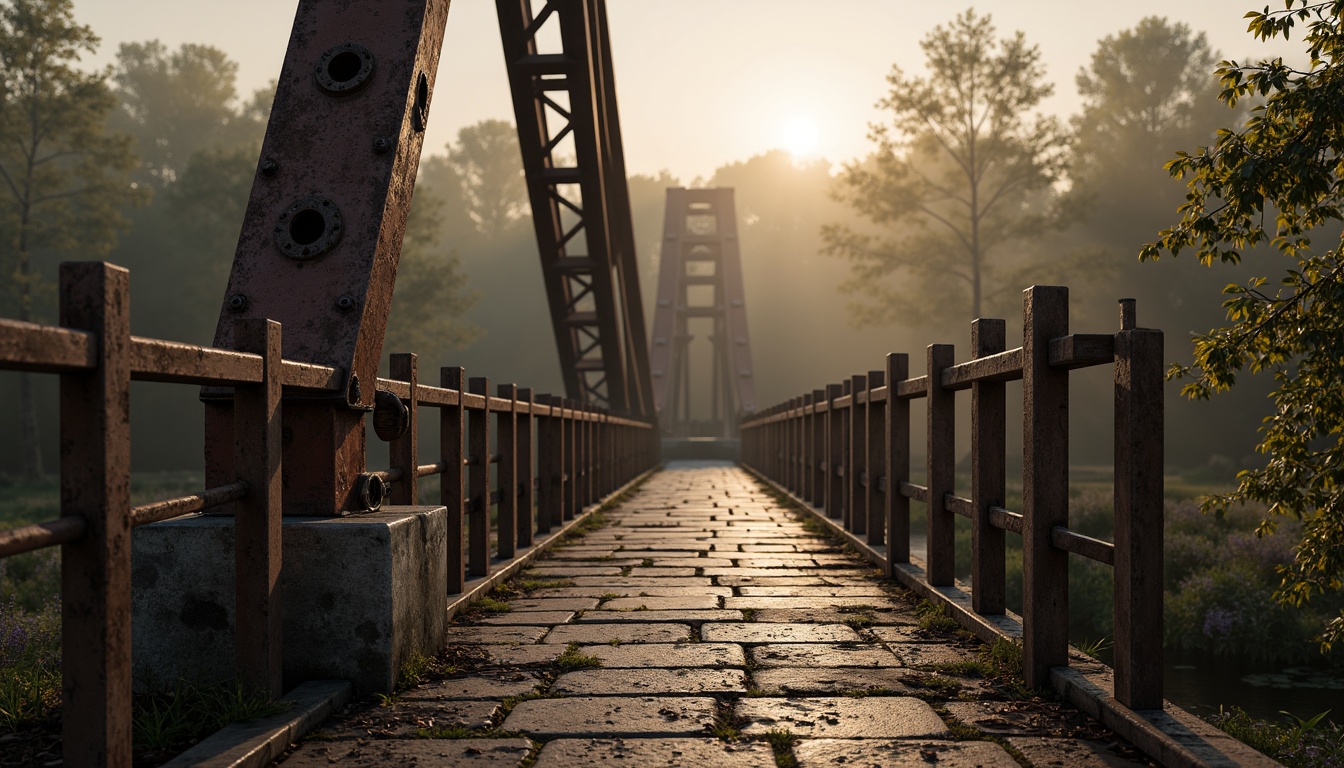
[926,345,956,586]
[849,374,867,534]
[518,387,536,548]
[390,353,419,505]
[468,376,491,577]
[497,383,518,560]
[866,371,886,547]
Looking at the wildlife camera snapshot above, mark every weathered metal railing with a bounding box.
[0,262,657,766]
[739,286,1163,710]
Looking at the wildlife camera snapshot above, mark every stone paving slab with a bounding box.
[502,695,717,737]
[701,623,861,644]
[579,609,743,623]
[400,672,541,701]
[524,565,624,576]
[887,641,979,667]
[738,696,949,738]
[534,586,734,598]
[480,644,564,666]
[581,642,745,668]
[551,668,748,695]
[507,597,600,611]
[1006,736,1151,766]
[751,608,912,624]
[725,596,899,610]
[601,596,721,610]
[751,643,902,668]
[751,667,916,696]
[477,611,576,626]
[534,738,775,768]
[542,623,690,645]
[793,739,1018,767]
[283,738,533,767]
[570,576,713,587]
[443,626,548,645]
[736,585,891,597]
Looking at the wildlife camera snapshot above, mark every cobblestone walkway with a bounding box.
[279,461,1151,767]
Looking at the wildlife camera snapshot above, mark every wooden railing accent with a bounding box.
[740,287,1164,711]
[0,262,658,767]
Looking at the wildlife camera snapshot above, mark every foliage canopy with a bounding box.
[823,10,1069,326]
[1140,0,1344,650]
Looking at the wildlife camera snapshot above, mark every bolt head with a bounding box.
[335,294,356,313]
[260,158,279,177]
[227,294,248,312]
[373,136,392,154]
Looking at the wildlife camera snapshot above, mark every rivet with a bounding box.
[335,294,357,314]
[260,158,279,177]
[227,294,249,313]
[373,136,392,155]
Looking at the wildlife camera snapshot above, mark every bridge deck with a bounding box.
[280,462,1149,767]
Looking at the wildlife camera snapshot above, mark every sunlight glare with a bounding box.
[780,115,820,157]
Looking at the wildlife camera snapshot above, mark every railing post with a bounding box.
[443,367,467,594]
[518,388,535,548]
[389,353,418,505]
[536,394,557,534]
[972,320,1007,615]
[927,344,956,586]
[468,376,491,577]
[1114,310,1164,709]
[1022,286,1070,689]
[886,353,910,573]
[811,388,825,509]
[789,397,801,493]
[59,262,133,767]
[866,370,885,547]
[800,393,813,503]
[233,318,284,698]
[849,374,867,534]
[497,383,518,560]
[565,399,578,520]
[825,383,843,519]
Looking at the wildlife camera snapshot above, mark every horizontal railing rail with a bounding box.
[740,286,1163,712]
[0,261,658,766]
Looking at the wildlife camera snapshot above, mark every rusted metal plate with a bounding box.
[207,0,451,516]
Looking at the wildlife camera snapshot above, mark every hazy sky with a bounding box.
[71,1,1299,181]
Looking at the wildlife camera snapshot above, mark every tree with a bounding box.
[444,119,528,237]
[1140,1,1344,649]
[112,41,253,187]
[0,0,141,479]
[822,9,1069,327]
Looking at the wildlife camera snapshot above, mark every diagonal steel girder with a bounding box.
[496,0,654,420]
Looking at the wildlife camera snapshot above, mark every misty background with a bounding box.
[0,2,1292,482]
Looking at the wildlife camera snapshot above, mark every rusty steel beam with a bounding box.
[496,0,652,418]
[649,188,757,437]
[206,0,451,515]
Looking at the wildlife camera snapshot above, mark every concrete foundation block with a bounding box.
[131,506,447,695]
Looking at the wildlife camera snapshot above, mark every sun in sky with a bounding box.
[780,114,821,158]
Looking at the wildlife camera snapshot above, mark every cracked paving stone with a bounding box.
[724,596,897,610]
[481,644,564,667]
[532,586,734,598]
[701,623,861,643]
[943,701,1121,740]
[506,597,600,611]
[751,643,901,668]
[736,585,891,597]
[282,738,533,767]
[525,565,625,576]
[543,623,691,645]
[601,596,721,610]
[887,642,978,667]
[738,697,949,738]
[869,624,949,644]
[346,700,500,738]
[551,668,748,695]
[794,739,1019,767]
[579,609,742,623]
[502,695,717,737]
[534,737,776,767]
[581,642,745,668]
[477,610,576,626]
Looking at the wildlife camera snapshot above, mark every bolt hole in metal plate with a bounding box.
[315,42,375,95]
[274,196,343,260]
[412,71,429,132]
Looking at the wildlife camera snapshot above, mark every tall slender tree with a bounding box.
[0,0,141,479]
[823,9,1070,327]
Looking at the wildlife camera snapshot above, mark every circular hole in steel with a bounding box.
[274,196,343,260]
[412,71,429,132]
[289,208,326,246]
[327,50,362,84]
[315,43,374,95]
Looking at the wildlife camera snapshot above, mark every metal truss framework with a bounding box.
[496,0,653,419]
[649,188,757,437]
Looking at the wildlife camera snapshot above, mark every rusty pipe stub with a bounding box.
[372,389,410,442]
[355,472,385,512]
